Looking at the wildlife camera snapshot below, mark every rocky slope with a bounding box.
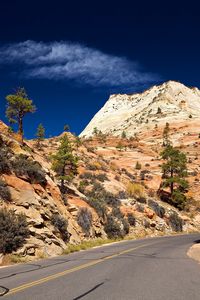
[0,118,200,265]
[1,80,200,264]
[80,81,200,137]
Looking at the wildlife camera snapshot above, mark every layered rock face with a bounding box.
[80,81,200,137]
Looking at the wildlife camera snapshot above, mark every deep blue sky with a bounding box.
[0,1,200,138]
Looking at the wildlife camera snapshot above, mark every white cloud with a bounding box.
[0,40,160,87]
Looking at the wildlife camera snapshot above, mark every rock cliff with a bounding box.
[80,81,200,137]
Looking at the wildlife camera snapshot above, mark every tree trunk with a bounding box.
[61,178,64,193]
[170,168,174,195]
[18,117,23,143]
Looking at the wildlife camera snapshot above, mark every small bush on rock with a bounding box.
[148,199,165,218]
[86,182,120,208]
[104,215,124,239]
[12,154,47,186]
[95,173,108,182]
[112,207,124,219]
[122,218,130,234]
[0,208,29,254]
[86,198,106,219]
[79,172,95,180]
[51,214,69,242]
[127,213,136,226]
[0,148,11,174]
[0,179,11,201]
[77,207,92,236]
[168,212,183,232]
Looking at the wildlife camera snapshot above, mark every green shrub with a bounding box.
[117,191,128,199]
[79,172,108,182]
[86,198,106,219]
[51,214,69,242]
[172,190,187,210]
[148,199,165,218]
[79,172,95,180]
[87,162,100,170]
[78,180,89,193]
[135,161,142,170]
[104,192,120,207]
[0,179,11,201]
[95,173,108,182]
[77,207,92,236]
[104,215,124,239]
[168,212,183,232]
[86,182,120,208]
[127,213,136,226]
[86,181,105,197]
[12,154,47,186]
[112,207,124,219]
[122,218,130,234]
[0,148,11,174]
[0,209,29,254]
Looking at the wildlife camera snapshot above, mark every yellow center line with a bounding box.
[5,242,157,297]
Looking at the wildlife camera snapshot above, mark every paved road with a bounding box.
[0,234,200,300]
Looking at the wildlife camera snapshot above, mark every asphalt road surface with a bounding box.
[0,234,200,300]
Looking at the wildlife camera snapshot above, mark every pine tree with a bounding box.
[63,124,70,132]
[135,161,142,170]
[6,88,36,143]
[36,123,45,147]
[92,127,99,136]
[51,135,78,191]
[121,131,127,139]
[163,122,171,146]
[157,107,162,114]
[160,145,188,210]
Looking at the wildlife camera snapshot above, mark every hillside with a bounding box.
[0,114,200,265]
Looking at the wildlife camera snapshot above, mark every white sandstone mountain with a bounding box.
[80,81,200,137]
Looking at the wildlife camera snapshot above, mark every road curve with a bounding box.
[0,234,200,300]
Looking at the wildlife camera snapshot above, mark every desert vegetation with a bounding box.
[0,208,29,254]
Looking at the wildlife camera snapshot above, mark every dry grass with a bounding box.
[63,238,122,255]
[9,254,29,264]
[126,182,145,198]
